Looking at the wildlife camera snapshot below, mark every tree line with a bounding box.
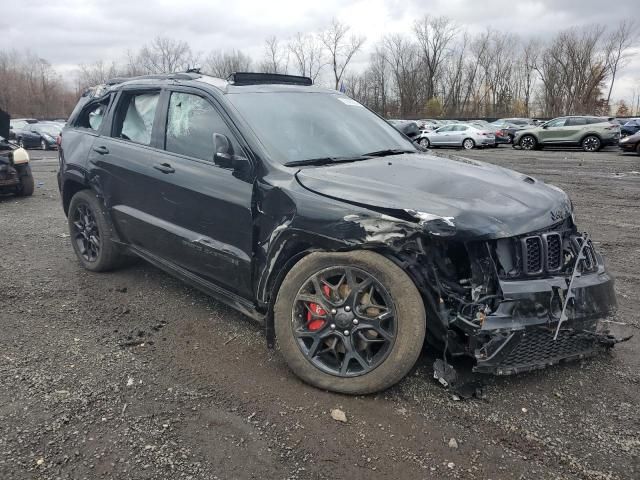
[0,17,637,120]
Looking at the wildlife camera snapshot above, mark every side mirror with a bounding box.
[213,132,233,165]
[213,132,250,172]
[541,124,548,129]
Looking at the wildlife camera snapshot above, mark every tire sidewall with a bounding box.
[582,135,600,152]
[462,138,474,150]
[274,251,426,394]
[68,190,120,272]
[520,135,536,150]
[15,164,34,197]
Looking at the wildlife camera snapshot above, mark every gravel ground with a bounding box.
[0,146,638,480]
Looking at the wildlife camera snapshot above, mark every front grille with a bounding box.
[501,329,596,369]
[523,236,543,273]
[519,231,597,276]
[545,233,562,271]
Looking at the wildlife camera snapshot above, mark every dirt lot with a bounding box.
[1,146,638,480]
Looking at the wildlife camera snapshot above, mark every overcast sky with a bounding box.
[2,0,639,101]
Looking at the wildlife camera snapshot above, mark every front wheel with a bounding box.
[582,135,601,152]
[462,138,475,150]
[274,251,426,394]
[18,138,25,149]
[40,139,48,150]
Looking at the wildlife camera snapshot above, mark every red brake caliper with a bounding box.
[306,285,332,331]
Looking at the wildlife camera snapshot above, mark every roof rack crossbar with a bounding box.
[227,72,312,86]
[105,72,201,86]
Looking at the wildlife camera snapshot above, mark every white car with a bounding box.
[417,124,495,149]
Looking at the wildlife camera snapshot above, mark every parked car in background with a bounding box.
[9,120,43,149]
[492,120,526,143]
[495,117,535,127]
[619,131,640,155]
[514,116,620,152]
[419,123,495,149]
[620,119,640,137]
[467,120,510,146]
[30,122,63,150]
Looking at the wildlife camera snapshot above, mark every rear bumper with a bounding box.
[472,267,617,375]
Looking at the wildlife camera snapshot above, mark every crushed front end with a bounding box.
[405,218,620,375]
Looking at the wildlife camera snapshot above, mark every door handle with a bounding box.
[93,145,109,155]
[153,162,175,174]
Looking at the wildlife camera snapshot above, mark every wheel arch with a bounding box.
[62,178,89,216]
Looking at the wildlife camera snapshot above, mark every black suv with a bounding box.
[58,72,619,394]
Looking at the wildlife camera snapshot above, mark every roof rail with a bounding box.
[105,72,201,86]
[227,72,312,86]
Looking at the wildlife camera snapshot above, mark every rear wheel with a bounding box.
[519,135,537,150]
[418,137,430,148]
[18,138,25,149]
[274,251,426,394]
[462,138,475,150]
[40,139,48,150]
[68,190,124,272]
[582,135,601,152]
[636,142,640,155]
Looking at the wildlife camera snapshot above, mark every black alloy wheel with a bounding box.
[71,203,101,263]
[292,266,396,377]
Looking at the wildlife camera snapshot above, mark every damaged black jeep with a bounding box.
[58,72,619,394]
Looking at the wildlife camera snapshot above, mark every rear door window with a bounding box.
[114,91,160,145]
[566,117,587,127]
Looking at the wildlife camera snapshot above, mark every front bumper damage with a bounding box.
[473,268,618,374]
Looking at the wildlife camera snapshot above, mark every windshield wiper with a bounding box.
[284,155,370,167]
[362,148,416,157]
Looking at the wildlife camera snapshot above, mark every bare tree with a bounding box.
[204,49,252,78]
[136,36,196,74]
[414,16,457,102]
[260,36,287,74]
[320,19,365,90]
[288,32,324,81]
[604,20,638,108]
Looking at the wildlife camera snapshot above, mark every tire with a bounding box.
[508,134,514,144]
[274,251,426,394]
[636,142,640,155]
[40,139,48,150]
[519,135,537,150]
[15,164,34,197]
[68,190,124,272]
[18,138,25,149]
[582,135,601,152]
[418,137,430,148]
[462,138,475,150]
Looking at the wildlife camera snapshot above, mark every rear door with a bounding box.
[562,117,588,143]
[90,86,255,297]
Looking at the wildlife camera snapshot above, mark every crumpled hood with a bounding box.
[295,152,572,240]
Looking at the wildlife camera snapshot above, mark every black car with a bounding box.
[9,119,42,149]
[619,131,640,154]
[30,122,63,150]
[58,72,620,394]
[620,119,640,137]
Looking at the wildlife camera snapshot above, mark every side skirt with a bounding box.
[128,245,265,324]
